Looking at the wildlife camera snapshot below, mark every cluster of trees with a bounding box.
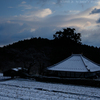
[0,27,100,75]
[53,28,81,44]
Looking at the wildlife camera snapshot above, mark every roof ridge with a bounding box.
[72,54,82,56]
[80,55,90,72]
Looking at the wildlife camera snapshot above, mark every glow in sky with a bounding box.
[0,0,100,47]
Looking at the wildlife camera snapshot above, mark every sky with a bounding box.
[0,0,100,47]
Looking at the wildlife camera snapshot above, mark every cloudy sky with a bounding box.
[0,0,100,47]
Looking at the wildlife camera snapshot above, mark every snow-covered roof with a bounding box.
[12,67,22,71]
[47,54,100,72]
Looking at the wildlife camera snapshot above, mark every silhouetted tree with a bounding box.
[53,28,81,43]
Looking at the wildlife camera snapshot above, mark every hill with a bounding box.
[0,28,100,75]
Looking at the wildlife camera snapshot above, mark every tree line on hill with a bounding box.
[0,28,100,75]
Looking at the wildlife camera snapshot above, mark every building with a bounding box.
[46,54,100,79]
[3,67,29,78]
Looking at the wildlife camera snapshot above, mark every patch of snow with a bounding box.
[48,55,88,72]
[0,73,3,76]
[47,54,100,72]
[82,56,100,72]
[0,73,11,80]
[0,79,100,100]
[12,67,22,71]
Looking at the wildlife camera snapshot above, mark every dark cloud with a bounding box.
[0,25,4,31]
[74,26,100,47]
[0,12,95,46]
[37,0,49,4]
[90,8,100,14]
[56,0,62,5]
[0,22,56,46]
[96,18,100,23]
[0,5,99,47]
[0,23,31,46]
[32,26,58,39]
[37,0,62,5]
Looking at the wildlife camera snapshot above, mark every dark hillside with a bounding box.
[0,28,100,75]
[0,38,53,74]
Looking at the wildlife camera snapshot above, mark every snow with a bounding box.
[48,55,88,72]
[0,73,11,80]
[0,78,100,100]
[47,54,100,72]
[82,56,100,72]
[12,67,22,71]
[0,73,3,76]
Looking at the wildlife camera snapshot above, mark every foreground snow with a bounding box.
[0,77,100,100]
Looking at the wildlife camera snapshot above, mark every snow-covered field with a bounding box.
[0,74,100,100]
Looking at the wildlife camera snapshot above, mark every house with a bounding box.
[3,67,29,78]
[46,54,100,79]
